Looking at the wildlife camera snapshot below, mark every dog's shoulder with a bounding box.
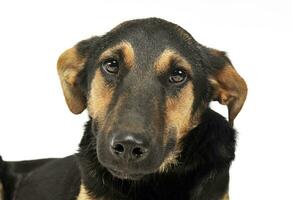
[3,155,81,200]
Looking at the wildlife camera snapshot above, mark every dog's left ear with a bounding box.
[207,49,248,127]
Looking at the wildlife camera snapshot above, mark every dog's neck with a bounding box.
[77,109,235,200]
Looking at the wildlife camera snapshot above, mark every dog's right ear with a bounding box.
[57,37,97,114]
[57,47,86,114]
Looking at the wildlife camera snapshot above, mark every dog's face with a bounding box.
[57,18,247,180]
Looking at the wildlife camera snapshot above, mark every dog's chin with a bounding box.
[107,168,146,181]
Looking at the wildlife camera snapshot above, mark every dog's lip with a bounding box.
[107,168,145,180]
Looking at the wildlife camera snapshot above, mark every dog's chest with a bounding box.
[76,184,191,200]
[77,185,108,200]
[77,185,98,200]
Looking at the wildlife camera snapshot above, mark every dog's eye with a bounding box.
[102,59,119,74]
[169,69,187,84]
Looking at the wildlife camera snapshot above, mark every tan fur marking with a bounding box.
[221,192,230,200]
[209,65,247,126]
[57,47,86,114]
[88,70,113,126]
[155,49,192,75]
[99,41,135,69]
[165,82,196,139]
[0,181,4,200]
[159,82,198,171]
[77,184,99,200]
[57,47,85,85]
[159,147,181,173]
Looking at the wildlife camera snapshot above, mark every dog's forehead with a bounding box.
[106,18,197,60]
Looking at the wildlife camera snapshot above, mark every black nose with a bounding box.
[110,133,149,161]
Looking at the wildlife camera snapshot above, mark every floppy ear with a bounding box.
[57,46,86,114]
[208,50,248,127]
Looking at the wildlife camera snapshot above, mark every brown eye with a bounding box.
[102,59,119,74]
[169,69,187,84]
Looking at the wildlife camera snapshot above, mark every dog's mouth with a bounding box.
[107,168,146,180]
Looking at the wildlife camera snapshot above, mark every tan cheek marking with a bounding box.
[165,82,195,139]
[154,49,192,75]
[99,41,135,69]
[159,83,195,172]
[88,70,113,126]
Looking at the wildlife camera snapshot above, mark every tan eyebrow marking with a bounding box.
[154,49,192,74]
[98,41,135,69]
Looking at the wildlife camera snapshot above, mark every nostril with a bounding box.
[112,143,124,155]
[132,147,146,158]
[110,133,150,160]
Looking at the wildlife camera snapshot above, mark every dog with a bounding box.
[0,18,247,200]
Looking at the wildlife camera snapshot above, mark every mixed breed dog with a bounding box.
[0,18,247,200]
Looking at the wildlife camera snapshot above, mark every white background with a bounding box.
[0,0,291,199]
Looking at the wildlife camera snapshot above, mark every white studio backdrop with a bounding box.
[0,0,291,199]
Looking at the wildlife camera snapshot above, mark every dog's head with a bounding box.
[57,18,247,180]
